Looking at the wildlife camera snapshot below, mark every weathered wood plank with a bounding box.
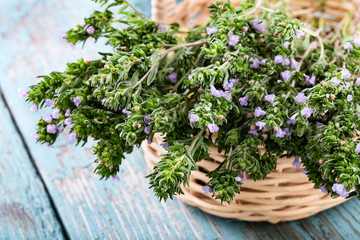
[0,95,65,240]
[1,0,360,239]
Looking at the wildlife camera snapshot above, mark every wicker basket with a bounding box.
[144,0,359,223]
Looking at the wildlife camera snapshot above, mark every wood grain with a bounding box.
[0,96,65,240]
[1,0,360,239]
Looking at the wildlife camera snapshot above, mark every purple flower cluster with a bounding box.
[47,124,57,134]
[254,107,266,117]
[168,72,177,83]
[160,142,169,150]
[68,133,77,142]
[239,96,249,106]
[256,121,266,130]
[295,92,307,104]
[202,185,212,194]
[206,27,217,35]
[210,86,231,100]
[18,88,29,98]
[287,113,298,125]
[157,24,165,32]
[295,29,305,39]
[86,26,95,35]
[265,94,275,103]
[332,183,349,198]
[248,129,258,136]
[30,104,38,113]
[320,186,328,194]
[208,123,219,133]
[341,69,351,79]
[43,113,52,123]
[250,19,267,32]
[281,70,291,82]
[122,109,132,115]
[330,77,341,86]
[189,113,199,123]
[355,143,360,153]
[73,97,80,107]
[305,75,316,86]
[223,78,239,91]
[283,41,290,47]
[292,157,301,168]
[301,107,313,118]
[228,34,239,46]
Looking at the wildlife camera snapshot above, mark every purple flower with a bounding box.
[64,118,72,126]
[320,186,328,194]
[355,143,360,153]
[144,126,152,135]
[147,136,152,144]
[157,24,166,32]
[292,156,301,168]
[144,114,151,124]
[330,77,341,86]
[18,88,29,98]
[305,75,316,86]
[332,183,349,198]
[301,107,313,118]
[188,73,194,80]
[291,59,298,70]
[356,77,360,85]
[340,82,351,91]
[43,113,52,123]
[282,58,290,66]
[210,86,222,97]
[250,58,260,68]
[68,133,77,142]
[57,125,64,133]
[45,99,54,107]
[241,171,247,182]
[341,69,351,79]
[160,142,169,150]
[189,113,199,123]
[274,55,284,64]
[295,92,307,104]
[206,27,217,35]
[228,34,239,46]
[59,30,67,39]
[354,38,360,47]
[260,59,267,65]
[73,97,80,107]
[44,142,53,149]
[284,128,292,136]
[307,153,311,160]
[122,109,132,115]
[202,185,212,194]
[68,43,75,51]
[112,175,120,181]
[208,123,219,133]
[281,70,291,82]
[31,132,40,141]
[251,19,267,32]
[239,96,249,106]
[254,107,266,117]
[86,26,95,35]
[303,169,309,176]
[223,80,234,91]
[295,29,305,39]
[283,41,290,47]
[248,129,258,136]
[65,109,71,117]
[47,124,57,134]
[235,176,242,182]
[52,109,60,119]
[168,72,177,83]
[256,121,266,130]
[275,128,286,138]
[344,42,353,50]
[101,98,107,104]
[265,94,275,103]
[30,104,38,113]
[287,113,298,125]
[347,94,353,102]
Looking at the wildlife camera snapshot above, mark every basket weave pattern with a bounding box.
[144,0,359,223]
[142,134,346,223]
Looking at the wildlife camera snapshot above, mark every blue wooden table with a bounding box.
[1,0,360,239]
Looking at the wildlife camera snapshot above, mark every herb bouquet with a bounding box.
[22,0,360,223]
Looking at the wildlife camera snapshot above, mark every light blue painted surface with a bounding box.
[0,96,65,239]
[1,0,360,239]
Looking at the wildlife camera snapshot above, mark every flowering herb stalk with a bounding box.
[22,0,360,203]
